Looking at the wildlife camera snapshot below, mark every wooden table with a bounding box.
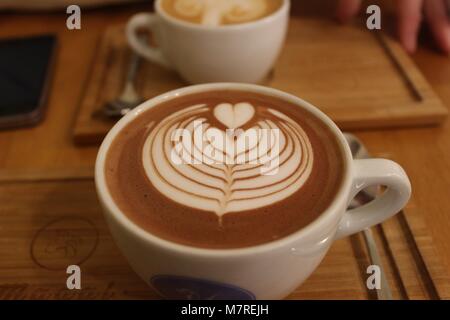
[0,2,449,300]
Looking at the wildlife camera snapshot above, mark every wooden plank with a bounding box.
[0,180,447,299]
[72,19,448,145]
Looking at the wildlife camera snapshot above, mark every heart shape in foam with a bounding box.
[213,103,255,129]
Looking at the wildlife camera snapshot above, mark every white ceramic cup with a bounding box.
[95,83,411,300]
[126,0,290,84]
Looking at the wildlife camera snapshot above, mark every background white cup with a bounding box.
[126,0,290,84]
[95,83,411,300]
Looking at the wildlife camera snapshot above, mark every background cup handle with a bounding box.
[126,13,171,69]
[335,159,411,240]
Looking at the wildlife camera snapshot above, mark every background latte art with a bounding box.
[141,102,314,217]
[162,0,282,26]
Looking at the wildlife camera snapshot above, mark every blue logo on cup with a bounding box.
[150,275,256,300]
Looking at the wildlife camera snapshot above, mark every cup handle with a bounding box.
[126,13,171,69]
[334,159,411,239]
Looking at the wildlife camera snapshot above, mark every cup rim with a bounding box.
[154,0,290,32]
[95,83,353,257]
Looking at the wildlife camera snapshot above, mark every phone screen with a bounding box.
[0,34,56,123]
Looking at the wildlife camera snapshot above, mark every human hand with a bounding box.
[335,0,450,54]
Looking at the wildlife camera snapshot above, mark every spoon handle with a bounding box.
[126,50,141,85]
[363,228,393,300]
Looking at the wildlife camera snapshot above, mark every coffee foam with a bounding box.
[171,0,270,26]
[141,102,314,218]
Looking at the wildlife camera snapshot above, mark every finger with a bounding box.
[425,0,450,54]
[397,0,424,53]
[335,0,362,23]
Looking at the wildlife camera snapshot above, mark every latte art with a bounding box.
[162,0,282,26]
[105,90,344,248]
[141,102,313,217]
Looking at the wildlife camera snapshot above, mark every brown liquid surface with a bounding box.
[105,90,345,249]
[161,0,283,26]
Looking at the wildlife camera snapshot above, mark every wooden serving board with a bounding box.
[0,179,449,300]
[72,19,448,145]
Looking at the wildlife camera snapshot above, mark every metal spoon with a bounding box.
[103,45,144,117]
[344,133,393,300]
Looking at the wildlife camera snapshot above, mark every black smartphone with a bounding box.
[0,34,57,129]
